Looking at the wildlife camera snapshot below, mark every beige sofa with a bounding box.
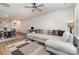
[45,32,77,55]
[27,32,77,55]
[27,33,51,43]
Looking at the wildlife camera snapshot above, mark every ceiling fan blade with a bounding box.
[0,3,10,7]
[24,6,33,8]
[36,4,44,7]
[36,8,42,12]
[32,8,36,12]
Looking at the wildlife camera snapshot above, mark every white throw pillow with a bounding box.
[68,34,73,43]
[32,31,35,33]
[62,32,71,42]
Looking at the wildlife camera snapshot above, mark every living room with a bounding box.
[0,3,79,55]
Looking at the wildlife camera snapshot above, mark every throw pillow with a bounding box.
[52,30,58,35]
[62,32,71,42]
[58,30,65,36]
[73,36,78,46]
[47,30,53,35]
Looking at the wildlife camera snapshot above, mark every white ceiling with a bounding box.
[0,3,75,20]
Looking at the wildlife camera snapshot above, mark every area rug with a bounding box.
[19,42,50,55]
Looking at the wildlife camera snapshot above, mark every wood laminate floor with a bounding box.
[0,32,26,55]
[0,42,11,55]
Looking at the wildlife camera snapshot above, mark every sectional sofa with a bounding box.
[27,31,78,55]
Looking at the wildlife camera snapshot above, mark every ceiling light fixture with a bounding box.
[24,3,44,12]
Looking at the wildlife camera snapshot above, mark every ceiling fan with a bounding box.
[24,3,44,12]
[0,3,10,7]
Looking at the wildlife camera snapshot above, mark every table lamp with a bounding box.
[67,20,74,33]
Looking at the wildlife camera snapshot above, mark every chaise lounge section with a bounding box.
[45,32,77,55]
[45,39,77,55]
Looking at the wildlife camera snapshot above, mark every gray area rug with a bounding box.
[11,41,56,55]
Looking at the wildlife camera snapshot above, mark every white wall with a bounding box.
[75,4,79,36]
[17,8,75,33]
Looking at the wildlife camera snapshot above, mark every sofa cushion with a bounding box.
[62,32,71,42]
[27,33,51,43]
[47,30,53,35]
[45,39,77,54]
[35,29,44,34]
